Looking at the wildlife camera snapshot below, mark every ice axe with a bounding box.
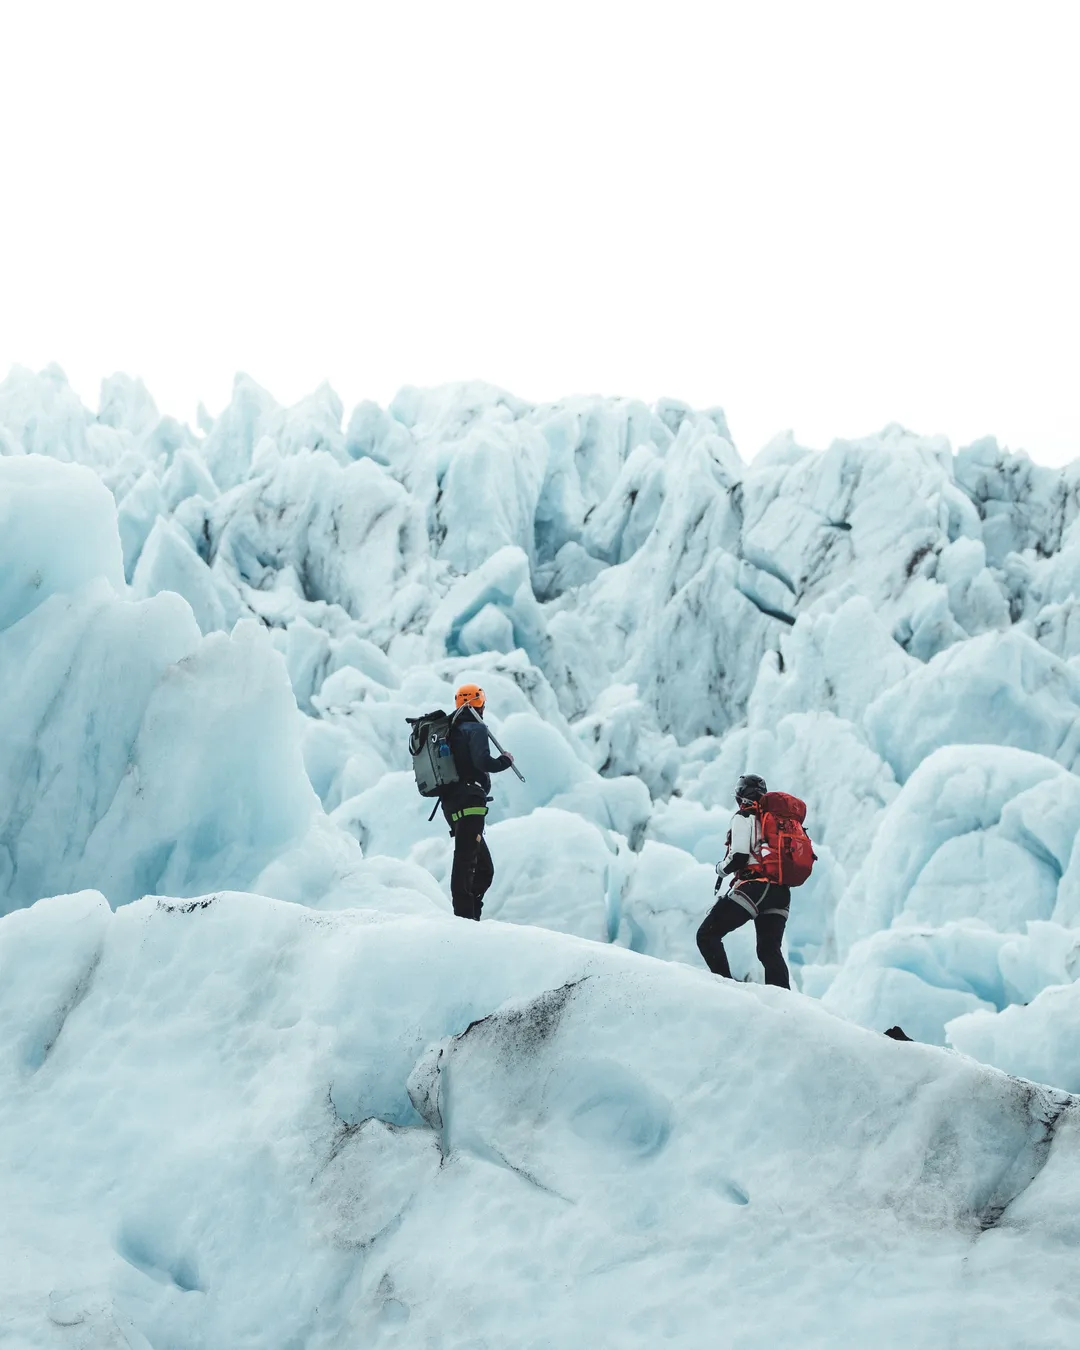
[485,724,525,783]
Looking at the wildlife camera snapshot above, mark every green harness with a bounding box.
[449,805,488,824]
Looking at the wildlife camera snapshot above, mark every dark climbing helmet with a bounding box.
[735,773,767,805]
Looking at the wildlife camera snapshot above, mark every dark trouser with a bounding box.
[696,881,791,988]
[448,813,493,921]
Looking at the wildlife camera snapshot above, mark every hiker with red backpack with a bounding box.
[696,774,815,988]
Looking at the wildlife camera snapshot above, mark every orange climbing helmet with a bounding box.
[455,683,486,712]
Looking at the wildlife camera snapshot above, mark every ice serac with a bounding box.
[434,410,549,574]
[748,594,915,728]
[2,893,1078,1350]
[0,455,124,630]
[200,372,279,490]
[566,413,767,737]
[739,427,1005,659]
[0,458,370,916]
[955,435,1080,567]
[0,590,360,912]
[948,982,1080,1092]
[132,516,242,635]
[866,629,1080,781]
[98,372,160,438]
[0,363,90,462]
[834,745,1073,953]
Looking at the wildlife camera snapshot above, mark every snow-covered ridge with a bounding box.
[4,363,1080,1087]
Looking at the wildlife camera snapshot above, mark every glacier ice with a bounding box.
[0,455,366,916]
[6,364,1080,1343]
[5,369,1080,999]
[2,892,1080,1348]
[0,455,124,630]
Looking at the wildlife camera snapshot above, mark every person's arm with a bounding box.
[472,719,512,773]
[462,722,512,774]
[720,812,754,876]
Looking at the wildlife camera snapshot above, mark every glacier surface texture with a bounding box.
[3,365,1080,1347]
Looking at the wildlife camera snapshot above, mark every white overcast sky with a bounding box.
[1,1,1077,464]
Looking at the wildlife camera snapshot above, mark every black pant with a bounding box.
[449,818,493,921]
[696,883,791,988]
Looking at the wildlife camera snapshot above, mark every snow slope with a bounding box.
[3,891,1079,1350]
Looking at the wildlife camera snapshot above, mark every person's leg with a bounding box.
[450,828,482,920]
[696,895,753,976]
[470,834,494,919]
[754,911,790,988]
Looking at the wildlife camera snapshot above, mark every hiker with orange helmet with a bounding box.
[440,683,514,921]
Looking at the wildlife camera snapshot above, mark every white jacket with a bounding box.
[716,808,761,886]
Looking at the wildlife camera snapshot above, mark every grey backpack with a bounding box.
[406,709,463,797]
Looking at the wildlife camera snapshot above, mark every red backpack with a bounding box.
[747,792,816,887]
